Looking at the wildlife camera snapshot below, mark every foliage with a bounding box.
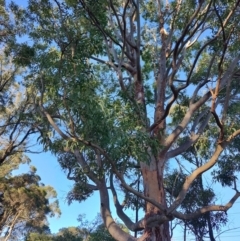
[25,219,125,241]
[166,170,228,240]
[0,161,60,240]
[88,224,116,241]
[0,1,39,168]
[26,232,53,241]
[54,227,84,241]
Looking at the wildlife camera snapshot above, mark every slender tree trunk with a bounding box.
[4,210,22,241]
[206,210,216,241]
[184,223,187,241]
[134,174,140,238]
[141,160,170,241]
[199,174,216,241]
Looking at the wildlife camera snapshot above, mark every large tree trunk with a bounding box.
[141,160,170,241]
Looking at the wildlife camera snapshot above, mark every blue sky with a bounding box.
[14,152,101,233]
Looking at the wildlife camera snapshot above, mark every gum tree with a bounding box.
[16,0,240,240]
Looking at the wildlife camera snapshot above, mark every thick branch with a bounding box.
[109,173,144,231]
[79,139,168,213]
[167,109,211,159]
[73,150,100,185]
[168,127,240,214]
[173,191,240,220]
[151,4,239,135]
[99,180,148,241]
[167,144,224,214]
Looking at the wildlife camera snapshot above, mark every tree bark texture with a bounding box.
[141,161,170,241]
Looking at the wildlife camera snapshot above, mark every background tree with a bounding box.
[0,162,60,241]
[25,220,123,241]
[25,233,53,241]
[0,0,38,171]
[88,224,116,241]
[11,0,240,241]
[77,213,128,241]
[54,227,84,241]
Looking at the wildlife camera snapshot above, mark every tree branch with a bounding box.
[173,191,240,220]
[109,173,144,231]
[99,179,148,241]
[168,126,240,214]
[73,149,100,185]
[164,54,240,151]
[167,144,224,214]
[166,109,211,159]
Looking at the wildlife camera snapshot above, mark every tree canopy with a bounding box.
[1,0,240,241]
[0,160,60,241]
[26,223,118,241]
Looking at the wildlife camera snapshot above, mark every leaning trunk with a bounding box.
[141,160,170,241]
